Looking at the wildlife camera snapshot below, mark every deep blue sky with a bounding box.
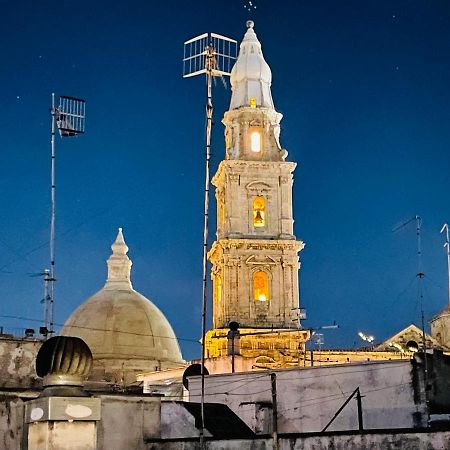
[1,0,450,359]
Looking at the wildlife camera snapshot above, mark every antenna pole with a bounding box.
[49,93,57,335]
[415,215,429,406]
[199,43,215,449]
[415,216,425,345]
[441,223,450,307]
[182,33,236,449]
[43,269,51,336]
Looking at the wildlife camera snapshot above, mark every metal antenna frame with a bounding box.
[183,32,236,448]
[48,93,85,337]
[441,223,450,307]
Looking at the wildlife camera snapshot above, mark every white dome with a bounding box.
[230,22,274,110]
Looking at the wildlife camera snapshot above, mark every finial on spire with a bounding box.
[111,227,128,256]
[105,227,133,289]
[246,20,254,28]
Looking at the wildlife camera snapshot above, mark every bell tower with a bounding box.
[205,22,309,368]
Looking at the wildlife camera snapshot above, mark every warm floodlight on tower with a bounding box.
[182,31,236,449]
[46,93,86,338]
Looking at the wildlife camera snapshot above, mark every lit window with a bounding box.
[253,271,269,301]
[250,131,261,153]
[253,196,265,227]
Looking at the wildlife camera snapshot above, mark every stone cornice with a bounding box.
[222,107,283,127]
[212,160,297,186]
[210,238,305,253]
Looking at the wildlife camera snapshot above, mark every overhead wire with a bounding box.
[186,362,411,399]
[0,313,199,344]
[0,205,112,274]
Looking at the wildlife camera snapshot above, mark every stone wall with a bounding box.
[189,360,427,433]
[0,395,36,450]
[96,395,161,449]
[0,337,42,390]
[146,430,450,450]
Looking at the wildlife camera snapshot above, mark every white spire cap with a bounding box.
[229,21,274,110]
[105,228,133,290]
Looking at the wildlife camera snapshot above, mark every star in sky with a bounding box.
[244,1,256,12]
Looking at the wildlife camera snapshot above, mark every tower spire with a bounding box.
[223,22,285,162]
[105,227,133,289]
[230,21,274,110]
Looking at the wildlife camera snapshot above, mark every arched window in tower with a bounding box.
[253,271,269,302]
[253,196,266,227]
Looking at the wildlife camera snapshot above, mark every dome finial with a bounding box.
[106,227,132,289]
[111,227,128,256]
[246,20,254,29]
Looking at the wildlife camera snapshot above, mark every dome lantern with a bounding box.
[105,227,132,290]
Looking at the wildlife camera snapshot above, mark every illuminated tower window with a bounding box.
[253,271,269,301]
[250,131,261,153]
[253,196,266,227]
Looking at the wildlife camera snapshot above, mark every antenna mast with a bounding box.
[441,223,450,307]
[43,268,51,334]
[49,93,56,337]
[414,216,427,354]
[47,94,86,336]
[393,215,427,350]
[183,32,237,448]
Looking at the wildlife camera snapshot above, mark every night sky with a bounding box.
[1,0,450,359]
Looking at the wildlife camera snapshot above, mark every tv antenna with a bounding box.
[441,223,450,307]
[393,216,428,386]
[48,94,86,337]
[29,270,52,337]
[183,31,237,448]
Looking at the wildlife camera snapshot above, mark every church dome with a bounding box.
[61,229,183,383]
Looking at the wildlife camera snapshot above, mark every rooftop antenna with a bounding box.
[393,216,426,339]
[28,270,52,337]
[183,30,237,448]
[441,223,450,307]
[393,216,428,388]
[48,94,86,337]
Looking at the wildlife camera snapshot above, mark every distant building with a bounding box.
[431,307,450,350]
[375,324,444,352]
